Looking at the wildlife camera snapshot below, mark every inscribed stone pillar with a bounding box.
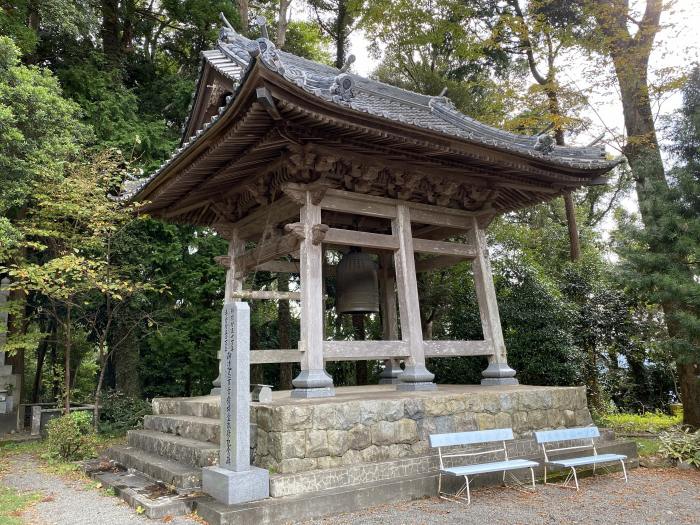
[392,204,436,391]
[378,254,402,384]
[212,231,245,394]
[291,191,335,398]
[469,218,518,385]
[202,301,269,504]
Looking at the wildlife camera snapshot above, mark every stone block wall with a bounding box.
[252,386,591,475]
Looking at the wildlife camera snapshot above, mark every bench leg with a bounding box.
[571,467,579,490]
[438,471,442,496]
[465,476,470,505]
[620,459,628,483]
[543,465,547,485]
[530,467,535,490]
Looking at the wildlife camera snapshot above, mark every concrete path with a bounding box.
[305,468,700,525]
[0,454,199,525]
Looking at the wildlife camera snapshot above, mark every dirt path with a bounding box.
[0,454,199,525]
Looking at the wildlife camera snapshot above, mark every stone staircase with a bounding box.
[107,396,222,493]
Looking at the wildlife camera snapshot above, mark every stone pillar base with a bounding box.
[202,466,269,505]
[481,362,518,385]
[292,369,335,398]
[396,382,437,391]
[396,365,436,391]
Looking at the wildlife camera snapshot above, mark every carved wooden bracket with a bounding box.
[284,222,305,239]
[214,255,232,267]
[284,222,329,245]
[311,224,329,245]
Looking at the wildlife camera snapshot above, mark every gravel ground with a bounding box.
[0,454,199,525]
[304,468,700,525]
[1,453,698,525]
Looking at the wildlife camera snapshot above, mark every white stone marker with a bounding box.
[202,302,269,505]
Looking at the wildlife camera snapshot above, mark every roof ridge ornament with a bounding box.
[331,73,355,102]
[534,133,555,155]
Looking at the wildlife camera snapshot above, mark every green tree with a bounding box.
[615,68,700,427]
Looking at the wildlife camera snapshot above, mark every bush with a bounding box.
[595,410,682,434]
[46,411,96,461]
[659,429,700,467]
[99,390,152,435]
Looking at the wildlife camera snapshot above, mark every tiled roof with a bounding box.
[121,26,621,201]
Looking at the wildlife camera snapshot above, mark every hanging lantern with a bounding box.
[336,248,380,314]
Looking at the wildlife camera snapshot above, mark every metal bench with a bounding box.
[534,426,628,490]
[429,428,538,504]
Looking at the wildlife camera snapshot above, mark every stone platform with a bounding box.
[103,384,637,522]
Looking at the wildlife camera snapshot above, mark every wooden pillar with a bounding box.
[392,204,436,391]
[378,253,402,384]
[469,217,518,385]
[212,229,245,394]
[291,191,335,398]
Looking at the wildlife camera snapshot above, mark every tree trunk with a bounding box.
[276,0,291,48]
[278,274,293,390]
[563,193,581,261]
[113,319,141,397]
[352,314,367,385]
[64,306,71,413]
[238,0,249,31]
[31,322,52,403]
[678,362,700,428]
[334,0,348,69]
[101,0,121,66]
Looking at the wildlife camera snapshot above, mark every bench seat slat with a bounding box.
[535,427,600,443]
[429,428,514,448]
[442,459,538,477]
[548,453,626,468]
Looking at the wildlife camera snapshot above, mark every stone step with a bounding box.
[128,429,219,468]
[144,414,220,444]
[107,445,202,491]
[152,396,220,419]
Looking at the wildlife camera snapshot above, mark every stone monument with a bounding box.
[202,302,269,504]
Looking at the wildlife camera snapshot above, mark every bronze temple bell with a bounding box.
[335,248,380,314]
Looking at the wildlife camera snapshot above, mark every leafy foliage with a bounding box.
[596,410,682,434]
[46,411,96,460]
[98,390,152,435]
[659,429,700,467]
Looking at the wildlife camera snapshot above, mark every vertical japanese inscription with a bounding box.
[219,301,251,471]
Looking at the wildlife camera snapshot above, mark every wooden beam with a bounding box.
[413,238,476,258]
[229,290,301,300]
[424,340,494,357]
[250,349,302,364]
[324,228,399,251]
[320,190,397,219]
[235,233,301,275]
[407,204,474,229]
[322,341,408,360]
[415,255,465,273]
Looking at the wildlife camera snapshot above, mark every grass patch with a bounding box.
[0,486,42,525]
[635,437,662,457]
[595,411,682,434]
